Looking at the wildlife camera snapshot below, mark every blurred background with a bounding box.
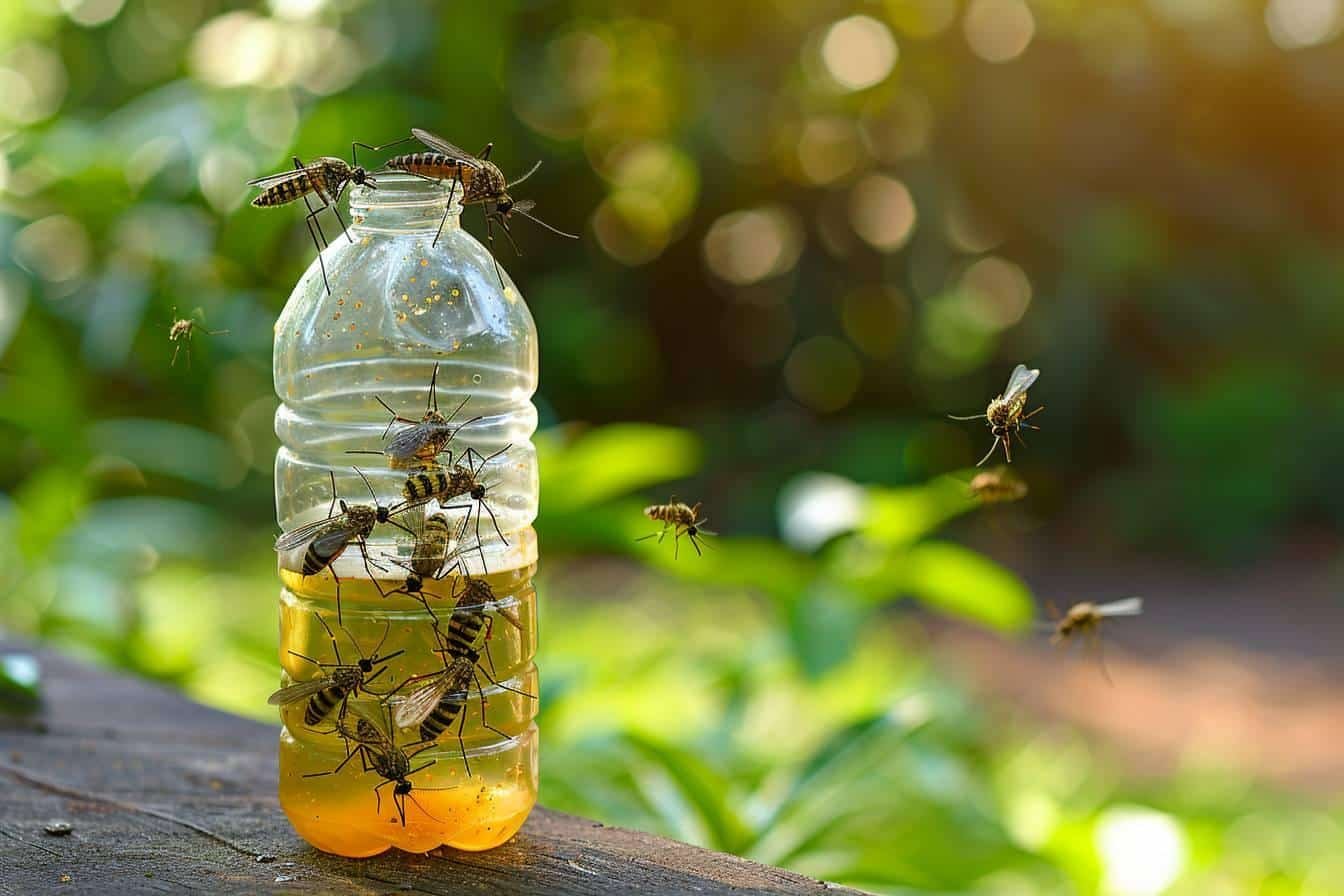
[2,0,1343,892]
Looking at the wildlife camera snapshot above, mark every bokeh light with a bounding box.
[60,0,126,27]
[796,117,864,185]
[1265,0,1342,48]
[1095,807,1188,896]
[0,43,68,125]
[703,206,804,285]
[12,215,91,284]
[821,15,899,92]
[964,0,1036,63]
[960,256,1033,329]
[841,286,909,359]
[189,11,363,94]
[850,174,917,251]
[784,335,863,412]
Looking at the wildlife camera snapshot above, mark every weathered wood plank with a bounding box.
[0,643,865,895]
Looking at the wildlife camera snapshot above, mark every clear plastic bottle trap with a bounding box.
[272,174,539,856]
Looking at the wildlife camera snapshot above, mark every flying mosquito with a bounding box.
[306,704,446,827]
[383,128,579,286]
[392,615,531,774]
[248,150,379,296]
[267,613,403,726]
[949,364,1044,466]
[1046,597,1144,683]
[274,468,417,624]
[637,499,714,558]
[347,365,481,470]
[968,467,1028,504]
[398,446,512,555]
[168,307,227,368]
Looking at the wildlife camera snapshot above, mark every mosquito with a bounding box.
[383,128,579,286]
[949,363,1045,466]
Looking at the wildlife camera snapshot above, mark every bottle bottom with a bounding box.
[278,724,538,856]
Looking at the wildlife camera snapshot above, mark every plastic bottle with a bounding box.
[272,173,539,856]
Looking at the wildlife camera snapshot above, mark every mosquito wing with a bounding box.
[274,514,347,553]
[411,129,484,169]
[386,422,448,460]
[511,200,536,214]
[393,674,460,729]
[247,165,322,188]
[1002,364,1040,401]
[1096,597,1143,617]
[267,677,335,706]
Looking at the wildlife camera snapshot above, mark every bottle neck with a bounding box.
[348,174,462,235]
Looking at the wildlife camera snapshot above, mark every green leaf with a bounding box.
[786,581,862,680]
[538,424,701,513]
[903,541,1033,631]
[860,474,977,548]
[622,733,754,853]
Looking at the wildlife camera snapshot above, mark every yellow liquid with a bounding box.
[276,549,539,856]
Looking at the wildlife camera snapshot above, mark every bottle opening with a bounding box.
[349,173,463,234]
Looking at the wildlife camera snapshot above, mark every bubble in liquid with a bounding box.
[472,374,483,384]
[451,288,461,297]
[420,259,429,266]
[333,312,342,320]
[354,301,363,310]
[410,277,417,284]
[396,311,408,323]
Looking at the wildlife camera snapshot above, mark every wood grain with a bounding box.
[0,643,865,895]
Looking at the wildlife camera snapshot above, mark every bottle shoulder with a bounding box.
[274,228,537,406]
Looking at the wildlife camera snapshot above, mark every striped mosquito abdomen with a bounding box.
[303,665,363,726]
[387,152,474,185]
[403,468,450,503]
[442,604,488,660]
[252,172,317,207]
[304,684,346,726]
[419,660,475,743]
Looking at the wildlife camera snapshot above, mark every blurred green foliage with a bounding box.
[1,0,1342,893]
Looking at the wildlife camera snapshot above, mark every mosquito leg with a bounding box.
[483,213,506,289]
[976,438,1000,467]
[331,567,344,627]
[455,700,472,777]
[480,499,509,547]
[314,612,341,666]
[331,193,353,245]
[304,744,364,778]
[302,208,333,296]
[358,538,388,598]
[351,137,413,167]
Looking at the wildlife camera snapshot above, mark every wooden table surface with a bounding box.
[0,643,864,895]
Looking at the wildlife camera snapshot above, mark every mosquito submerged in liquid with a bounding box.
[1047,597,1144,682]
[382,128,578,285]
[274,469,417,623]
[248,152,378,295]
[638,499,714,558]
[949,363,1045,466]
[267,613,403,726]
[307,705,445,827]
[968,467,1028,504]
[393,601,532,773]
[349,364,481,470]
[168,307,227,368]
